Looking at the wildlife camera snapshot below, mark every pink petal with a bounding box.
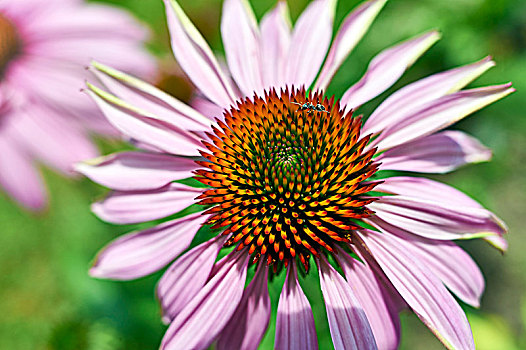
[284,0,336,88]
[158,235,227,323]
[377,131,492,174]
[92,183,201,224]
[369,194,506,241]
[371,83,515,151]
[164,0,237,108]
[221,0,264,97]
[318,256,377,350]
[341,31,440,111]
[335,247,400,350]
[10,104,97,175]
[275,262,318,350]
[260,1,291,90]
[483,235,508,252]
[90,62,212,132]
[373,176,508,252]
[86,85,203,156]
[372,221,485,307]
[0,134,46,210]
[160,252,249,350]
[216,265,271,350]
[75,151,197,191]
[315,0,386,90]
[357,230,475,350]
[89,212,207,280]
[190,95,224,120]
[363,57,495,135]
[374,176,485,208]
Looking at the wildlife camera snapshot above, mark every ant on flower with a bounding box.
[291,102,330,114]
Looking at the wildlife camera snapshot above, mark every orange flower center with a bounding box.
[195,87,379,272]
[0,14,20,77]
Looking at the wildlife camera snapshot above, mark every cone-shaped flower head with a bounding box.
[81,0,513,349]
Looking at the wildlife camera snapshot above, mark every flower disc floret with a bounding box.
[195,87,380,271]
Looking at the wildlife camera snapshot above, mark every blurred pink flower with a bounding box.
[0,0,155,209]
[80,0,513,349]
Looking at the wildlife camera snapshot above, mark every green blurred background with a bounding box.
[0,0,525,348]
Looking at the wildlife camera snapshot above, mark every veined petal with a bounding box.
[363,57,495,135]
[336,247,400,350]
[158,235,227,323]
[164,0,237,108]
[373,176,508,252]
[89,212,207,280]
[90,61,212,132]
[161,252,249,350]
[191,95,225,120]
[0,134,46,210]
[11,104,97,175]
[86,84,202,156]
[275,262,318,350]
[318,256,377,350]
[315,0,386,90]
[285,0,337,88]
[221,0,264,97]
[373,221,485,307]
[369,195,507,241]
[374,176,486,208]
[75,151,198,191]
[260,1,291,89]
[216,265,271,350]
[377,131,492,174]
[371,83,515,151]
[92,183,201,224]
[341,31,440,111]
[357,230,475,350]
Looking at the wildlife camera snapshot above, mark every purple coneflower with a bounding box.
[79,0,513,349]
[0,0,154,209]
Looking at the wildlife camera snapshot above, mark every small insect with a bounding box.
[292,102,330,114]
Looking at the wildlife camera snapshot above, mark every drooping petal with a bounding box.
[373,176,508,251]
[371,83,515,151]
[221,0,264,97]
[160,252,249,350]
[371,221,485,307]
[92,183,202,224]
[363,56,495,135]
[315,0,386,90]
[75,151,197,191]
[89,212,207,280]
[90,61,212,132]
[275,262,318,350]
[86,84,203,156]
[157,235,227,323]
[377,131,492,174]
[284,0,337,88]
[357,230,475,350]
[191,95,225,120]
[216,265,271,350]
[318,256,377,350]
[0,134,46,210]
[336,247,400,350]
[341,31,440,111]
[483,235,508,252]
[164,0,237,108]
[368,194,506,241]
[260,1,291,89]
[10,104,97,175]
[374,176,486,208]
